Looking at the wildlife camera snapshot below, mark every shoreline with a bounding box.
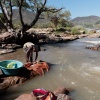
[0,34,88,55]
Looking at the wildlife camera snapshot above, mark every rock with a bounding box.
[15,87,74,100]
[0,49,15,55]
[28,28,54,34]
[79,30,85,34]
[86,44,100,51]
[56,94,73,100]
[53,87,73,95]
[0,32,16,44]
[1,44,21,49]
[53,87,74,100]
[0,76,27,90]
[15,93,36,100]
[0,31,39,48]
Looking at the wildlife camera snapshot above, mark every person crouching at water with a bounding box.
[23,42,41,62]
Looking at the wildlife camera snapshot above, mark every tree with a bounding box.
[0,0,62,34]
[44,10,71,29]
[58,10,71,27]
[43,10,60,29]
[51,16,59,29]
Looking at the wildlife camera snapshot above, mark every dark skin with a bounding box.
[26,45,38,62]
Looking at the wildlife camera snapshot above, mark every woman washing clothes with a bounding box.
[23,42,41,62]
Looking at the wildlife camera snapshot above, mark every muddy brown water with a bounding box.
[0,37,100,100]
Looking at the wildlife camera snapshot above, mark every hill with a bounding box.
[12,9,50,24]
[71,15,100,27]
[2,9,100,29]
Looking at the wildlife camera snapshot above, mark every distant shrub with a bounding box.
[14,21,21,29]
[95,24,100,29]
[95,20,100,25]
[56,28,66,32]
[33,22,54,28]
[65,27,71,31]
[71,28,80,35]
[71,25,87,35]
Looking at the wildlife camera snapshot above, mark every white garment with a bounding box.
[23,42,35,48]
[23,42,35,52]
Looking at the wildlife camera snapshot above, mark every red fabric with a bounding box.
[33,89,48,96]
[33,89,57,100]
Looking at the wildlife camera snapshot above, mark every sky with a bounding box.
[47,0,100,19]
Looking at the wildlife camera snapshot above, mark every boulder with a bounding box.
[86,44,100,51]
[0,31,39,48]
[0,32,16,44]
[53,87,70,95]
[0,76,27,90]
[15,87,73,100]
[53,87,73,100]
[15,93,36,100]
[56,94,73,100]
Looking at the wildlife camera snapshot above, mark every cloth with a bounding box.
[33,88,57,100]
[7,62,17,68]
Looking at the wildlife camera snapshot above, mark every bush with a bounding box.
[33,22,53,28]
[56,28,66,32]
[71,25,87,35]
[14,21,21,29]
[71,28,80,35]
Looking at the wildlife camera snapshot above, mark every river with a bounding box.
[0,37,100,100]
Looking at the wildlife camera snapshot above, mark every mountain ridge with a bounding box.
[1,9,100,28]
[71,15,100,26]
[12,9,100,27]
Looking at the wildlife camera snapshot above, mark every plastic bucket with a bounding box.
[0,60,23,75]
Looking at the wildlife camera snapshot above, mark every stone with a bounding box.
[53,87,71,95]
[15,93,36,100]
[56,94,73,100]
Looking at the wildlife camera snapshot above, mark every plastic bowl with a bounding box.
[0,60,23,75]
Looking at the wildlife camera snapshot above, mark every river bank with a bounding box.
[0,32,88,55]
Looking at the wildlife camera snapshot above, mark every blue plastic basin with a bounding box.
[0,60,23,75]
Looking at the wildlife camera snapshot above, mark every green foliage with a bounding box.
[58,10,71,27]
[71,28,80,35]
[95,20,100,25]
[0,13,3,18]
[56,27,66,32]
[33,22,53,28]
[0,0,72,32]
[59,19,67,27]
[11,0,37,10]
[13,21,22,29]
[95,24,100,29]
[84,23,94,28]
[43,9,71,29]
[73,25,84,30]
[59,10,71,21]
[50,16,59,29]
[71,25,87,35]
[52,27,71,35]
[65,27,72,31]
